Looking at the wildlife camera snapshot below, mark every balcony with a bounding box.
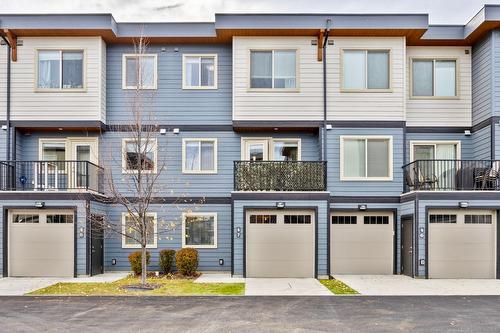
[0,161,104,193]
[403,160,500,192]
[234,161,327,191]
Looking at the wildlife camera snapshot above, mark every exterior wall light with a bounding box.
[219,259,224,266]
[459,201,469,208]
[358,204,367,211]
[276,202,286,209]
[173,128,180,135]
[464,130,471,136]
[326,124,333,130]
[160,128,167,135]
[111,259,117,266]
[1,125,7,131]
[34,201,45,208]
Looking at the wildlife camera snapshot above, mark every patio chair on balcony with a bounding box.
[407,165,438,190]
[474,162,500,190]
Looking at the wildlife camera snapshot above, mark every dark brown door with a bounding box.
[401,216,414,277]
[90,214,104,276]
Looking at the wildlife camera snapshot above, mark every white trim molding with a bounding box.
[121,212,158,249]
[181,212,218,249]
[182,54,218,90]
[340,135,394,181]
[122,53,158,90]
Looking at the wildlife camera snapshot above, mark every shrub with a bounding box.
[128,251,151,275]
[175,248,198,276]
[159,249,176,275]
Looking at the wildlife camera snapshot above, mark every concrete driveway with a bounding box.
[245,278,331,296]
[0,272,129,296]
[335,275,500,296]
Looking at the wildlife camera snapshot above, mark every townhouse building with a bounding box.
[0,5,499,280]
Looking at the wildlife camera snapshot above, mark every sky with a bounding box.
[0,0,497,24]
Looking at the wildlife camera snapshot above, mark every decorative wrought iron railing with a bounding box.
[403,159,500,192]
[0,160,104,193]
[234,161,327,191]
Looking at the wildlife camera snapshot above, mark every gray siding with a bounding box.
[327,128,404,196]
[106,44,232,125]
[493,30,500,118]
[496,123,500,159]
[472,33,493,125]
[101,131,319,197]
[405,132,473,162]
[0,131,6,160]
[103,203,232,272]
[472,126,491,160]
[332,202,401,274]
[233,200,329,277]
[0,199,88,276]
[416,199,500,277]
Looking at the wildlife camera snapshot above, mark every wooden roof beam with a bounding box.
[3,29,17,62]
[317,30,324,62]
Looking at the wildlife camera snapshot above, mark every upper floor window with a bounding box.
[411,59,457,98]
[341,136,393,181]
[250,50,297,89]
[182,139,217,174]
[37,50,84,90]
[183,54,217,89]
[342,50,390,91]
[122,138,157,173]
[122,54,157,89]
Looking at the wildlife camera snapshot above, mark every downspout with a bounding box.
[322,19,331,162]
[1,35,11,161]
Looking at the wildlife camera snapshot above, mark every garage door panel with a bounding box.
[9,210,75,277]
[330,212,393,275]
[246,210,315,278]
[429,209,496,279]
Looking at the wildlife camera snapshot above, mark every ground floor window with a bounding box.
[121,213,157,248]
[182,213,217,249]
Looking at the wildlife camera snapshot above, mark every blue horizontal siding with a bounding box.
[106,44,232,125]
[327,128,404,196]
[472,126,491,160]
[103,204,232,272]
[232,200,328,277]
[0,199,88,276]
[472,32,493,125]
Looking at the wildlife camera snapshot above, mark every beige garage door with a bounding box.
[429,209,496,279]
[9,209,75,277]
[331,212,394,275]
[246,209,315,278]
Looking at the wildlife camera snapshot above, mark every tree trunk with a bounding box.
[141,245,147,286]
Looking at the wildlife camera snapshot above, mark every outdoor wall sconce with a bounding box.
[326,124,333,130]
[236,227,241,238]
[111,259,117,266]
[219,259,224,266]
[159,128,167,135]
[173,128,180,135]
[1,125,7,130]
[79,227,85,238]
[419,259,425,266]
[464,130,471,136]
[459,201,469,208]
[276,202,286,209]
[358,204,367,211]
[34,201,45,209]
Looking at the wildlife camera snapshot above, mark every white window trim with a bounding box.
[122,138,158,174]
[340,48,392,92]
[240,137,302,161]
[121,212,158,249]
[248,49,300,92]
[181,212,218,249]
[122,54,158,90]
[35,49,87,92]
[409,57,459,100]
[409,140,461,162]
[340,135,393,181]
[181,138,218,174]
[182,54,218,90]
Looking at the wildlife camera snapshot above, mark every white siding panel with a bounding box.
[0,45,7,119]
[326,37,406,121]
[406,46,472,127]
[0,37,104,122]
[233,37,323,121]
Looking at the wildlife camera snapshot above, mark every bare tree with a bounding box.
[86,34,203,287]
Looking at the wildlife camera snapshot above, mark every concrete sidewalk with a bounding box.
[335,275,500,296]
[245,278,331,296]
[194,273,245,284]
[0,272,129,296]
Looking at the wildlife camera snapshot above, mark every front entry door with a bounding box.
[401,216,414,277]
[90,214,104,276]
[244,140,269,161]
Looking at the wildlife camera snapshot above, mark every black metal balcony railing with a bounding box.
[234,161,327,191]
[403,159,500,192]
[0,160,104,193]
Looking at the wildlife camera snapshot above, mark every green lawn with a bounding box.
[28,276,245,296]
[319,279,358,295]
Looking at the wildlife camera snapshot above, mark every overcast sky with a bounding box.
[0,0,497,24]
